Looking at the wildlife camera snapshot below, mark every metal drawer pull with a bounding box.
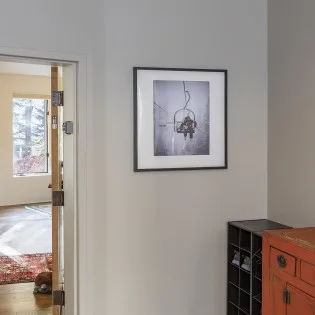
[277,255,287,268]
[282,288,290,304]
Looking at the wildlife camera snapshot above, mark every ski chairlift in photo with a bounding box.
[174,109,197,140]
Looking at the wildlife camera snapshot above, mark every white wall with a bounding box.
[268,0,315,227]
[101,1,267,315]
[0,1,105,314]
[0,73,51,206]
[0,1,268,314]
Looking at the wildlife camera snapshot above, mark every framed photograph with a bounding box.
[133,67,227,172]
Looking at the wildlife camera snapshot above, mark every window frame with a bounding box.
[12,95,51,177]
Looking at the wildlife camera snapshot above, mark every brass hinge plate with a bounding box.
[52,91,64,106]
[52,191,64,206]
[53,290,65,306]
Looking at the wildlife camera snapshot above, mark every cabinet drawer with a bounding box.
[270,247,296,276]
[301,261,315,286]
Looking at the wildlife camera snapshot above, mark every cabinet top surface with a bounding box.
[265,227,315,250]
[229,219,290,232]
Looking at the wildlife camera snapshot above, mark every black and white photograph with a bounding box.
[134,67,227,171]
[154,80,210,156]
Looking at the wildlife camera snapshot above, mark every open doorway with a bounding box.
[0,59,75,315]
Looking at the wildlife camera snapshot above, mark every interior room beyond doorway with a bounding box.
[0,61,63,315]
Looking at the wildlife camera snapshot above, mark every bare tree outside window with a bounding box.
[12,98,49,175]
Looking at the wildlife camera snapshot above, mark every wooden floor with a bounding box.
[0,205,52,314]
[0,283,52,315]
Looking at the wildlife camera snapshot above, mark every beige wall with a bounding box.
[268,0,315,227]
[0,73,51,206]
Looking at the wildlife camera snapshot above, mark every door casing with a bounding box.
[0,47,93,315]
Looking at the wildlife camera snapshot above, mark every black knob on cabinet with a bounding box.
[277,255,287,268]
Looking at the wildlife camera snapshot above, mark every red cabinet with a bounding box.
[263,228,315,315]
[270,274,286,315]
[286,285,315,315]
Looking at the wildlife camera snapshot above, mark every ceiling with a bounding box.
[0,61,62,77]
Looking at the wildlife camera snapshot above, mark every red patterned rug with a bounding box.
[0,253,52,285]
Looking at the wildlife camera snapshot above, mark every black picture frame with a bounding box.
[133,67,228,172]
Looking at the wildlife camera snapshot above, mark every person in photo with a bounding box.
[180,115,197,140]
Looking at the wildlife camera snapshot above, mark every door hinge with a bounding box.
[283,288,290,304]
[62,121,73,135]
[52,191,64,206]
[52,91,64,106]
[53,290,65,306]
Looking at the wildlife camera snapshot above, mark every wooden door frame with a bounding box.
[51,66,62,315]
[0,47,93,315]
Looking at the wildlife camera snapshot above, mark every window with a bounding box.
[12,98,49,176]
